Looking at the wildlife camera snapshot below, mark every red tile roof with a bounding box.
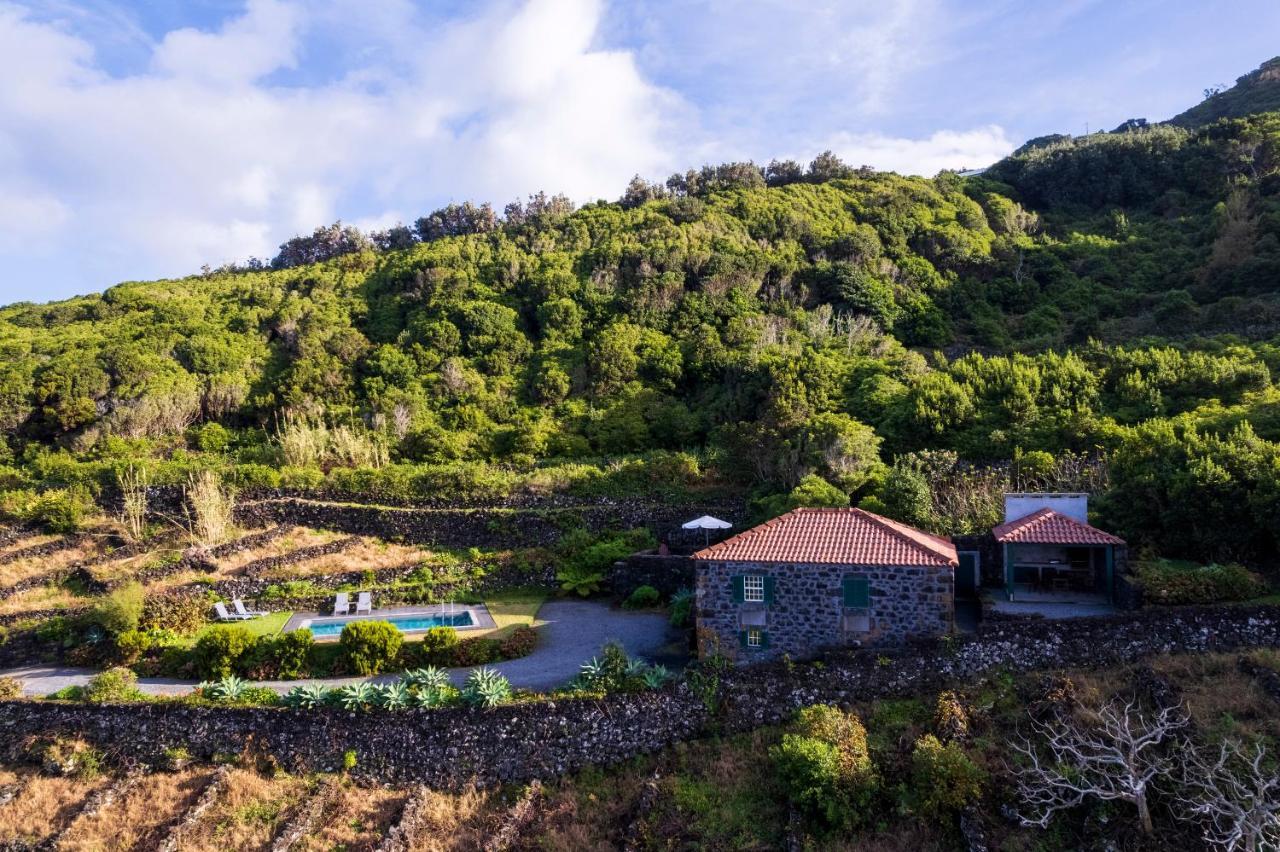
[693,508,957,567]
[992,508,1125,545]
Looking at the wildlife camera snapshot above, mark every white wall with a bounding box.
[1004,493,1088,524]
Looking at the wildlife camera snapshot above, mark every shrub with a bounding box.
[933,690,970,740]
[83,667,144,703]
[556,564,605,597]
[418,626,459,665]
[0,676,21,699]
[1134,559,1265,605]
[91,581,144,637]
[335,682,377,711]
[244,629,313,679]
[623,585,660,609]
[16,487,94,533]
[113,629,151,664]
[339,621,403,675]
[461,667,511,708]
[669,588,693,627]
[771,705,878,831]
[140,592,208,634]
[907,734,985,816]
[448,637,500,667]
[192,625,254,679]
[497,626,538,659]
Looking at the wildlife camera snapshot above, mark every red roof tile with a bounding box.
[993,507,1125,545]
[693,508,957,567]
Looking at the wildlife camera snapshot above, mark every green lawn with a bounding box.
[194,610,292,641]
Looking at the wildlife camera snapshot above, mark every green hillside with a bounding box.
[3,110,1280,563]
[1168,56,1280,127]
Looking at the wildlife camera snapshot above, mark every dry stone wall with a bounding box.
[3,604,1277,789]
[231,496,744,549]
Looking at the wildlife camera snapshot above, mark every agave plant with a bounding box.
[377,681,412,711]
[461,667,511,708]
[335,682,377,711]
[283,684,330,710]
[625,659,649,679]
[641,665,671,690]
[203,675,249,702]
[401,667,450,693]
[408,686,448,708]
[577,657,604,688]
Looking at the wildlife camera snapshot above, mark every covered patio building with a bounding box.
[993,506,1127,604]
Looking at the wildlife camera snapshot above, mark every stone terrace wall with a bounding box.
[232,497,744,550]
[3,604,1277,789]
[609,553,695,599]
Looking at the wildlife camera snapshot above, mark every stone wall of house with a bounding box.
[695,560,953,661]
[2,604,1277,789]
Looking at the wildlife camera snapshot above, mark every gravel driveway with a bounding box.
[1,600,679,697]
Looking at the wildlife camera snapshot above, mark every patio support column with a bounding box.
[1003,542,1014,601]
[1104,545,1114,604]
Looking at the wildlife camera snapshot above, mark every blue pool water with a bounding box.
[307,611,474,638]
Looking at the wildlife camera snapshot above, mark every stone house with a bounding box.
[693,507,956,662]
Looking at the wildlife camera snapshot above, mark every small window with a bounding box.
[743,575,765,603]
[746,628,762,648]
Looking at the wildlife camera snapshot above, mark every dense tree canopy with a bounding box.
[5,114,1280,563]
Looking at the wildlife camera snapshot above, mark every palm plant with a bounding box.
[283,684,330,709]
[461,667,511,708]
[377,681,412,710]
[335,682,377,711]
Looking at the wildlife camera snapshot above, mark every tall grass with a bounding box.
[276,415,387,469]
[185,470,235,548]
[116,464,149,543]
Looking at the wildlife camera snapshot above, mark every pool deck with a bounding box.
[283,603,496,640]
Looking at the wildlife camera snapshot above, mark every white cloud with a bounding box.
[0,0,688,296]
[821,125,1015,176]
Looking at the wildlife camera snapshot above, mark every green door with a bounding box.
[956,552,979,599]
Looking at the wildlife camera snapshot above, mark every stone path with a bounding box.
[1,600,680,697]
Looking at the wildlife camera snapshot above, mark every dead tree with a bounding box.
[1176,739,1280,852]
[1009,699,1188,835]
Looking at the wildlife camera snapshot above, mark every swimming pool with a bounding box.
[305,611,475,638]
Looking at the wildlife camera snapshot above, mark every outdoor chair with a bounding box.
[355,591,372,614]
[233,598,267,618]
[214,602,252,621]
[333,592,351,615]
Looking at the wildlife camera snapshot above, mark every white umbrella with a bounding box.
[682,515,733,546]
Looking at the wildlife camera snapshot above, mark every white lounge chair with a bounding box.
[333,592,350,616]
[233,598,267,618]
[214,602,252,622]
[355,591,372,615]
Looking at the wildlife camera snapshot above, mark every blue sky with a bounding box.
[0,0,1277,304]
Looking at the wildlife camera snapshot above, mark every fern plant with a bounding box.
[461,667,511,708]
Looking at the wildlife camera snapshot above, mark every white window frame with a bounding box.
[743,574,765,603]
[746,627,762,648]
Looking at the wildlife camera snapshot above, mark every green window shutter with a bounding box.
[731,575,744,603]
[760,630,770,650]
[763,576,776,604]
[738,630,748,649]
[843,576,869,608]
